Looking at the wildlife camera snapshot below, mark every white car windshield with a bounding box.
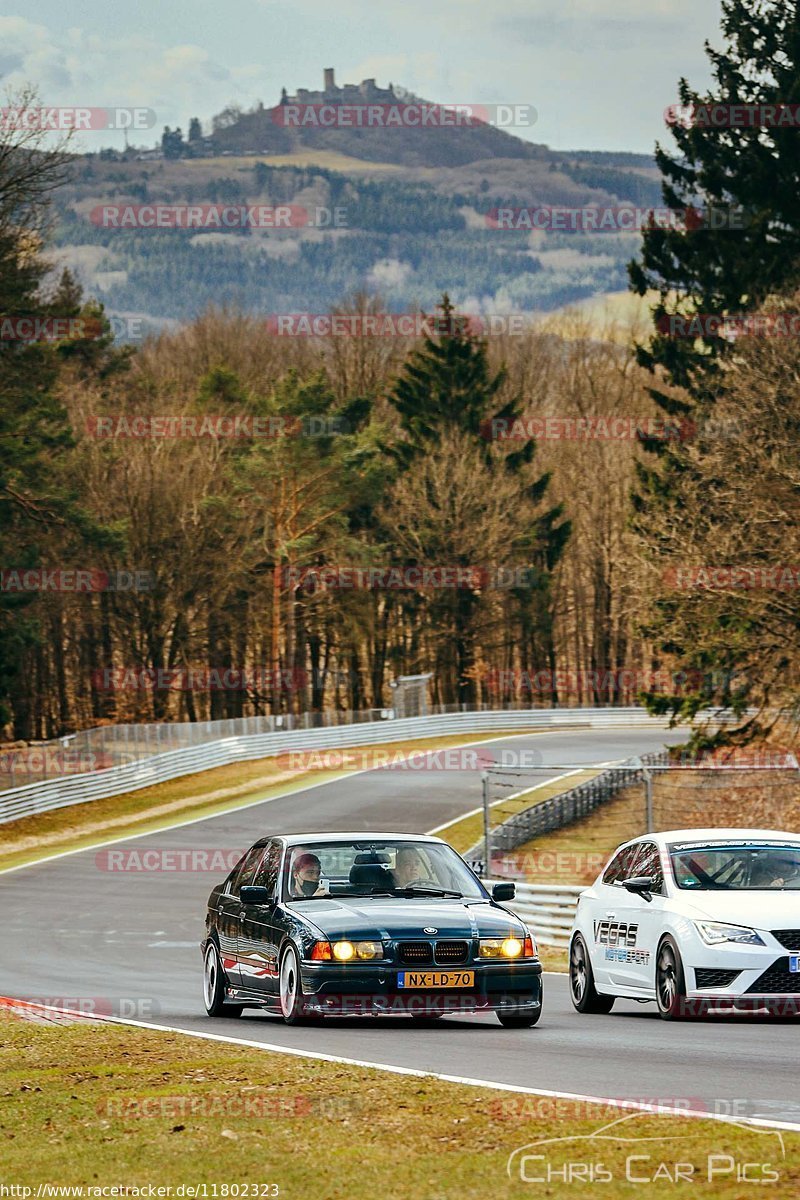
[284,840,485,900]
[669,842,800,890]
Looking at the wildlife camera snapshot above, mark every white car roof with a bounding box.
[629,828,800,846]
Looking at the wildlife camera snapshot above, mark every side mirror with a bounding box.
[240,885,274,906]
[622,875,656,902]
[492,882,516,901]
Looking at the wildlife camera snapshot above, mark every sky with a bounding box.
[0,0,724,154]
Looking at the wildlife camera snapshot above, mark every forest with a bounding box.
[3,0,800,751]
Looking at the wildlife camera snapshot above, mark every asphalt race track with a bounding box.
[3,725,799,1129]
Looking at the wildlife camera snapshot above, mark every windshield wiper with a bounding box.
[392,887,463,898]
[322,889,397,899]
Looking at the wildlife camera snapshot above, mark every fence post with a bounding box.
[644,766,654,833]
[482,771,491,877]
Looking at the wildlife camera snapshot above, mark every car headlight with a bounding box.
[331,940,383,961]
[694,921,766,946]
[354,940,383,960]
[479,935,533,959]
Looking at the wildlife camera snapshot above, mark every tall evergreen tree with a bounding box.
[629,2,800,737]
[388,295,530,469]
[631,0,800,407]
[386,296,570,705]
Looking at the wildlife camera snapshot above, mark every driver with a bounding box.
[393,847,427,888]
[752,856,800,888]
[290,852,326,898]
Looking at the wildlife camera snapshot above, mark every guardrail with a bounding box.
[502,881,583,948]
[0,706,676,826]
[490,751,668,855]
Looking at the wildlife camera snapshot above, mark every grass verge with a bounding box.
[0,1018,795,1198]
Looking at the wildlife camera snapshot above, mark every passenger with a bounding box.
[393,847,427,888]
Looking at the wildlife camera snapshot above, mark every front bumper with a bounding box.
[684,944,800,1013]
[298,958,543,1016]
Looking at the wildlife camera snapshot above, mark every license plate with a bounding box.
[397,970,475,989]
[790,956,800,973]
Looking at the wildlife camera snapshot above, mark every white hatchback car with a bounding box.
[569,829,800,1019]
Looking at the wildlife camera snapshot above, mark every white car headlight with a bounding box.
[694,921,765,946]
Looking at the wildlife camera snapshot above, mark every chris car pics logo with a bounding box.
[506,1112,784,1186]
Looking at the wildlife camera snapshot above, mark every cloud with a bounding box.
[537,248,616,271]
[367,258,413,290]
[0,1,723,154]
[0,17,268,146]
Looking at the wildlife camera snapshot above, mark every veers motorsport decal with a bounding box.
[594,919,651,964]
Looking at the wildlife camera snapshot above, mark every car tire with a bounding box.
[203,940,243,1019]
[656,937,688,1020]
[569,934,615,1014]
[279,943,311,1025]
[496,1002,542,1028]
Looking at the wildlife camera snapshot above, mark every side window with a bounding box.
[602,844,640,886]
[230,845,266,896]
[254,840,283,895]
[630,841,665,895]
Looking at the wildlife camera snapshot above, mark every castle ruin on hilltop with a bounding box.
[280,68,398,107]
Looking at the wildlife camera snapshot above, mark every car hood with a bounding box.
[289,897,524,940]
[676,890,800,930]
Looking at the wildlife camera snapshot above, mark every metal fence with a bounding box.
[484,751,669,858]
[0,707,400,791]
[472,759,668,948]
[0,706,675,826]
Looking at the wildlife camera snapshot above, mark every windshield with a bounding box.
[669,842,800,890]
[283,840,485,901]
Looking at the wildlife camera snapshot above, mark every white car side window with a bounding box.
[602,844,640,886]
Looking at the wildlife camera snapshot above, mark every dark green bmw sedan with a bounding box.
[202,832,542,1027]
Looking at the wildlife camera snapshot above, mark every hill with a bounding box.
[49,74,662,331]
[200,69,548,168]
